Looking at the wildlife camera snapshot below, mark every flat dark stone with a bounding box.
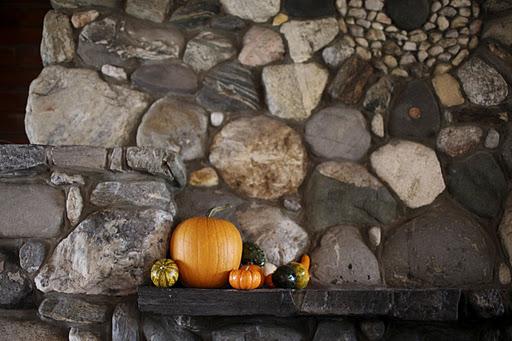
[132,61,199,96]
[284,0,336,19]
[386,0,430,31]
[210,15,247,31]
[447,152,507,218]
[389,79,440,140]
[391,289,461,321]
[169,1,220,29]
[464,289,507,319]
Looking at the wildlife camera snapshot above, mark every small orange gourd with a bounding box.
[229,265,264,290]
[170,206,243,288]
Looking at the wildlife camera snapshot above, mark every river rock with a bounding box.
[219,0,280,23]
[0,256,32,307]
[112,303,140,341]
[143,315,199,341]
[170,1,221,29]
[370,140,445,208]
[136,97,208,161]
[436,125,483,157]
[41,11,75,66]
[0,145,46,173]
[262,63,328,121]
[388,79,440,139]
[0,182,64,238]
[432,73,465,107]
[363,76,393,116]
[485,129,500,149]
[71,10,99,28]
[19,241,46,273]
[189,167,219,187]
[26,66,150,146]
[359,321,386,341]
[211,15,248,31]
[322,38,356,69]
[67,186,83,225]
[305,106,371,160]
[305,161,398,234]
[197,61,260,113]
[382,200,494,287]
[101,64,128,81]
[457,57,508,106]
[311,225,381,286]
[281,18,339,62]
[183,31,237,72]
[39,296,109,325]
[125,0,172,23]
[51,0,120,8]
[209,116,308,200]
[69,329,101,341]
[91,181,173,211]
[483,14,512,46]
[446,152,507,218]
[386,0,430,30]
[329,55,374,104]
[0,317,67,341]
[132,61,198,96]
[35,208,173,295]
[239,26,285,66]
[283,0,337,19]
[236,205,309,265]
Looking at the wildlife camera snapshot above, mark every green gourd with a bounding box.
[272,265,297,289]
[241,242,266,266]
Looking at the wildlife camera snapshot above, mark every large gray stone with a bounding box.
[305,161,398,234]
[311,225,381,286]
[91,181,173,211]
[0,255,32,308]
[209,116,308,200]
[219,0,280,23]
[183,31,237,73]
[132,61,198,96]
[41,10,75,66]
[0,183,64,238]
[112,303,140,341]
[39,296,109,325]
[0,317,67,341]
[125,0,172,23]
[236,204,309,266]
[136,97,208,161]
[383,200,494,287]
[26,66,150,147]
[457,57,508,106]
[0,145,46,173]
[126,147,186,188]
[35,208,173,295]
[305,106,371,160]
[263,62,328,121]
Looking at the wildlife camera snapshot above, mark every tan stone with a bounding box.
[239,26,285,67]
[272,13,289,26]
[189,167,219,187]
[432,73,465,107]
[209,116,308,200]
[71,10,99,28]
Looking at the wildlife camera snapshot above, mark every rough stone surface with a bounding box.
[183,31,237,72]
[41,11,75,66]
[262,63,328,121]
[35,208,173,295]
[236,204,309,266]
[52,146,107,170]
[51,0,119,8]
[209,116,307,200]
[305,161,398,234]
[197,61,260,113]
[432,73,465,107]
[447,152,507,218]
[219,0,280,23]
[483,15,512,46]
[125,0,172,23]
[143,315,199,341]
[101,64,128,81]
[382,200,494,287]
[71,10,99,28]
[66,186,83,225]
[136,97,208,161]
[457,57,508,106]
[19,241,46,273]
[211,323,305,341]
[436,125,483,157]
[189,167,219,187]
[132,61,198,96]
[0,256,32,307]
[39,296,109,325]
[112,303,140,341]
[69,328,101,341]
[239,25,285,66]
[26,66,150,147]
[360,320,386,341]
[0,317,67,340]
[91,181,173,211]
[329,55,374,104]
[170,1,221,29]
[0,145,46,173]
[0,182,64,238]
[467,289,506,319]
[388,79,440,139]
[311,225,381,286]
[305,106,371,160]
[322,38,356,69]
[370,140,445,208]
[363,76,393,116]
[281,18,339,63]
[313,320,357,341]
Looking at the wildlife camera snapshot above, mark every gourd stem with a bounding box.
[208,205,232,218]
[300,255,310,271]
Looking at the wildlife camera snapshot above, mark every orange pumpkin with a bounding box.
[170,206,243,288]
[229,265,263,290]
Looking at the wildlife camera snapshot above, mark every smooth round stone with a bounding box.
[386,0,430,31]
[283,0,337,19]
[305,106,371,160]
[132,61,198,96]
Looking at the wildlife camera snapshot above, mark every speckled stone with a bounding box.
[436,125,483,157]
[220,0,280,23]
[183,31,237,73]
[432,73,465,107]
[41,11,75,66]
[329,55,374,104]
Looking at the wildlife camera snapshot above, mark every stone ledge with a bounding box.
[138,287,475,321]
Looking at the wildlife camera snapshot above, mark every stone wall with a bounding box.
[2,0,512,339]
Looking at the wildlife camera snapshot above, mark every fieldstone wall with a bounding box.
[2,0,512,339]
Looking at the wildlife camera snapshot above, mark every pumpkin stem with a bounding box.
[300,254,310,271]
[208,205,232,218]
